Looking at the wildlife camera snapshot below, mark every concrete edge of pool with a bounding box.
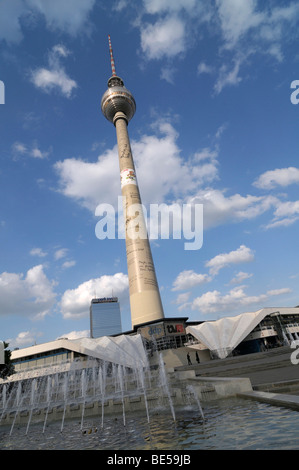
[238,390,299,411]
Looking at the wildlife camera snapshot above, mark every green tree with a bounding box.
[0,342,15,379]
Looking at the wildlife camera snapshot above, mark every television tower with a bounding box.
[101,35,165,328]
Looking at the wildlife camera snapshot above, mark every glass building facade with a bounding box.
[90,297,122,338]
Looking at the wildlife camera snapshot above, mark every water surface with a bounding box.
[0,398,298,450]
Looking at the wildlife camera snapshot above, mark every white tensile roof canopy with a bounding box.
[11,334,148,371]
[186,307,299,359]
[76,334,148,369]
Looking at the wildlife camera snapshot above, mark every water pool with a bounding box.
[0,397,298,450]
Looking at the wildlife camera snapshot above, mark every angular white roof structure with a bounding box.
[11,334,148,370]
[3,334,148,384]
[186,307,299,359]
[77,334,148,369]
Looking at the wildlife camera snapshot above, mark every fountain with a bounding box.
[0,349,208,435]
[158,354,176,421]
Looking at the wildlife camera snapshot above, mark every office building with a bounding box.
[90,297,122,338]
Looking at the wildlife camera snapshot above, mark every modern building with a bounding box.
[186,307,299,359]
[90,297,122,338]
[4,335,148,383]
[4,306,299,380]
[101,35,164,329]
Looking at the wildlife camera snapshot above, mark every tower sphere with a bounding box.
[101,75,136,124]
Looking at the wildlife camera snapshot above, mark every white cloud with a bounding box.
[131,122,205,204]
[55,120,219,211]
[175,292,191,305]
[0,0,96,44]
[0,265,56,319]
[253,167,299,189]
[60,273,129,319]
[205,245,254,276]
[31,143,50,159]
[54,248,68,260]
[143,0,198,15]
[137,1,299,95]
[172,270,211,291]
[189,189,278,230]
[215,0,263,48]
[197,62,213,76]
[57,330,89,340]
[263,199,299,229]
[30,247,48,258]
[31,44,77,98]
[0,0,27,44]
[54,120,281,235]
[214,58,243,95]
[12,141,50,159]
[230,271,253,284]
[263,215,299,230]
[11,141,27,155]
[7,330,44,349]
[160,66,176,84]
[273,200,299,219]
[31,67,77,98]
[26,0,95,35]
[216,0,299,50]
[140,16,186,60]
[212,1,299,92]
[54,147,120,211]
[191,284,292,314]
[62,260,76,269]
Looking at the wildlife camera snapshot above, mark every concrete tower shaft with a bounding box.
[101,36,164,328]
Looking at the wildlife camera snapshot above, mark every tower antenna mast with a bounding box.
[108,34,117,77]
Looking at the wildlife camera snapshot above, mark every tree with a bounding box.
[0,342,15,379]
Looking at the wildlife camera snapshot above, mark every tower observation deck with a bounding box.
[101,36,164,328]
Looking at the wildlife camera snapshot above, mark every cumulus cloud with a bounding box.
[205,245,254,276]
[140,16,186,60]
[215,0,299,53]
[54,146,120,211]
[175,292,191,305]
[6,330,44,349]
[197,62,213,76]
[143,0,199,15]
[136,1,299,93]
[54,119,283,235]
[31,44,77,98]
[191,284,292,315]
[263,200,299,229]
[26,0,96,36]
[0,0,96,44]
[230,271,253,284]
[61,260,76,270]
[189,189,278,230]
[172,270,211,291]
[55,120,220,211]
[253,167,299,190]
[60,273,129,319]
[214,58,243,95]
[54,248,68,260]
[57,330,89,340]
[0,0,27,44]
[0,265,56,319]
[11,141,50,159]
[215,0,263,48]
[30,247,48,258]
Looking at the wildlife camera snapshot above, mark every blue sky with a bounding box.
[0,0,299,349]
